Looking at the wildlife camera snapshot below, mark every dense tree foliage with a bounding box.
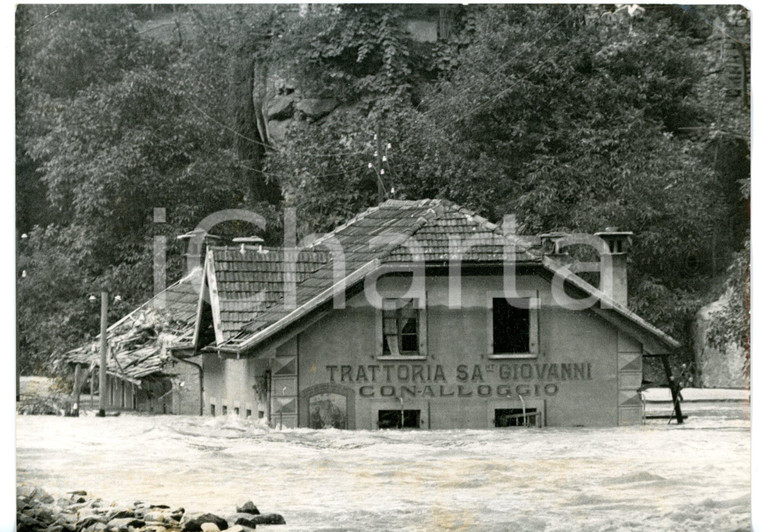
[16,4,749,376]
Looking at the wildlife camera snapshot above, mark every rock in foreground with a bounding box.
[235,501,259,516]
[17,486,287,532]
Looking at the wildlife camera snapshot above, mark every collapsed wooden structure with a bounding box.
[58,269,202,415]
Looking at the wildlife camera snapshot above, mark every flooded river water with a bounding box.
[16,402,750,531]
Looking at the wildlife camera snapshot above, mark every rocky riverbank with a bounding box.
[17,486,285,532]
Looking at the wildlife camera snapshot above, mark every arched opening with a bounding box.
[300,384,356,429]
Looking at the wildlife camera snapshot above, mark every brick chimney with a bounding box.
[177,230,221,275]
[594,230,632,307]
[540,232,573,269]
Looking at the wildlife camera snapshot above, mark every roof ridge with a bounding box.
[418,201,539,259]
[452,204,503,234]
[304,199,445,250]
[380,198,440,208]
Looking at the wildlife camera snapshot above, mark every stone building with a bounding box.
[191,199,681,429]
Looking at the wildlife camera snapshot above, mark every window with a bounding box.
[210,404,216,416]
[246,409,252,418]
[378,409,421,429]
[222,405,228,415]
[488,295,538,357]
[234,407,240,416]
[495,408,538,427]
[382,299,420,356]
[493,298,530,353]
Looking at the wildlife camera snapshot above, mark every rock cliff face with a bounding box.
[693,291,748,389]
[261,83,343,146]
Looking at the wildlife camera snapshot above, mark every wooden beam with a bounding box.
[662,356,684,424]
[72,364,82,416]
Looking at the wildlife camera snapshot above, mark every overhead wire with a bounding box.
[189,100,278,151]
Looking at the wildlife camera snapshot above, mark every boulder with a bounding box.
[32,507,56,526]
[200,524,220,532]
[67,491,88,497]
[17,513,42,531]
[83,523,106,532]
[31,488,55,504]
[75,515,107,530]
[142,512,170,523]
[226,526,255,532]
[105,518,145,531]
[106,510,134,521]
[53,518,76,532]
[17,496,30,512]
[225,514,258,528]
[45,526,64,532]
[54,513,77,526]
[266,95,296,121]
[249,514,285,526]
[180,513,228,532]
[295,98,339,120]
[235,502,259,516]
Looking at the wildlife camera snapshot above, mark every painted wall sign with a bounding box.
[323,362,592,399]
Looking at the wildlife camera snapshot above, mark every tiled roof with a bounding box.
[214,199,538,350]
[209,247,330,338]
[206,198,680,355]
[59,269,203,383]
[385,200,537,263]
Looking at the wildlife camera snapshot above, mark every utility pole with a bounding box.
[374,123,387,204]
[97,291,108,417]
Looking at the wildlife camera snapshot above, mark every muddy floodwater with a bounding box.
[16,402,749,531]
